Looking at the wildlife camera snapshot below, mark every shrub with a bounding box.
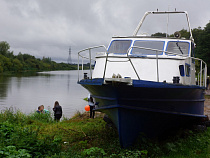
[0,146,31,158]
[82,147,106,157]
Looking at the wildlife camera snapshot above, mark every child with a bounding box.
[36,105,43,114]
[40,105,49,114]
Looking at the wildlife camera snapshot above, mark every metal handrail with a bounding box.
[78,45,207,87]
[126,46,207,87]
[133,11,194,41]
[77,45,107,81]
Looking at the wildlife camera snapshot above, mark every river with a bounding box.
[0,70,89,118]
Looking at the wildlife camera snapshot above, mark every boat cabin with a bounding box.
[92,36,195,85]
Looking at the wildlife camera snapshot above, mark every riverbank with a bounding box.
[0,108,210,157]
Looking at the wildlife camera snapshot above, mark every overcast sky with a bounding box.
[0,0,209,63]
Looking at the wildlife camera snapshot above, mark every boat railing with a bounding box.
[133,11,194,41]
[126,46,207,87]
[78,45,107,81]
[78,45,207,87]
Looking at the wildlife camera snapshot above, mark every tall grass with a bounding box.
[0,107,54,125]
[0,107,60,157]
[0,107,210,157]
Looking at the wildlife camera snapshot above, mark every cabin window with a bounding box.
[185,64,190,77]
[108,40,132,54]
[132,41,164,55]
[179,65,185,76]
[166,41,190,55]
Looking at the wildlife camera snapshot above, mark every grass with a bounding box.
[83,97,88,101]
[0,107,210,157]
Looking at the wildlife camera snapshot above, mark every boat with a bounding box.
[77,11,208,148]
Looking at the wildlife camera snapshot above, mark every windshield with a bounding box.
[166,41,190,55]
[108,40,132,54]
[132,40,165,55]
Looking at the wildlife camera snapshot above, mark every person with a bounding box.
[36,105,44,114]
[88,95,95,119]
[40,105,49,114]
[53,101,62,121]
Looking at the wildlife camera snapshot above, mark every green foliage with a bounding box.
[0,146,31,158]
[82,147,106,157]
[0,108,62,157]
[0,108,210,157]
[29,111,54,123]
[110,150,148,158]
[0,41,10,56]
[0,41,77,73]
[151,32,169,37]
[0,108,27,125]
[194,23,210,74]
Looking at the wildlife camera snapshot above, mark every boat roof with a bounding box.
[111,36,192,43]
[112,36,190,40]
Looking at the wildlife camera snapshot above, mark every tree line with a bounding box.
[0,41,77,73]
[152,22,210,74]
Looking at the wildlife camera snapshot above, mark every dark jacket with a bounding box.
[53,105,62,116]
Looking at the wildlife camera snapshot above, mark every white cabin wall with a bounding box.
[92,58,106,78]
[132,58,185,83]
[92,57,138,79]
[93,57,190,84]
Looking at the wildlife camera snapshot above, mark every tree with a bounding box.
[13,59,23,72]
[151,32,169,37]
[0,41,10,56]
[178,29,190,39]
[195,22,210,74]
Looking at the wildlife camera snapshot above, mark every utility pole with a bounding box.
[67,46,72,64]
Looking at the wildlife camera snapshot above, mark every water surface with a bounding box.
[0,70,89,118]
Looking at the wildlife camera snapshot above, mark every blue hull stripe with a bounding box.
[92,95,205,102]
[96,105,206,118]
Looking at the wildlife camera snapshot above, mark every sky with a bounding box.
[0,0,209,63]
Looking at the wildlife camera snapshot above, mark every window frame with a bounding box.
[166,41,190,56]
[107,40,132,54]
[131,40,165,55]
[185,63,191,77]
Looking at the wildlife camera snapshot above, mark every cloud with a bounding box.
[0,0,209,63]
